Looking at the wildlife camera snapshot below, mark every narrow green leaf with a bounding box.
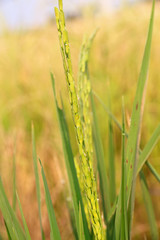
[12,140,16,212]
[126,0,155,201]
[145,161,160,183]
[16,192,31,240]
[93,91,122,131]
[121,98,128,240]
[32,124,45,240]
[90,89,111,224]
[108,92,116,206]
[140,171,159,240]
[4,221,12,240]
[0,178,25,240]
[51,73,91,240]
[137,124,160,176]
[79,204,85,240]
[40,159,61,240]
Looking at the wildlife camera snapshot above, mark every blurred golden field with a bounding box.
[0,2,160,239]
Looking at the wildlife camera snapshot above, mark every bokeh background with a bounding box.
[0,0,160,239]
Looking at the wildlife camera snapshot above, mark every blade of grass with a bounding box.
[121,98,128,240]
[79,204,85,240]
[127,0,156,235]
[145,161,160,183]
[4,221,12,240]
[16,192,31,240]
[51,73,91,240]
[0,178,25,240]
[12,140,16,212]
[93,91,122,131]
[137,124,160,176]
[108,91,116,206]
[115,0,155,238]
[39,159,61,240]
[90,89,111,224]
[66,200,78,240]
[32,124,45,240]
[140,171,159,240]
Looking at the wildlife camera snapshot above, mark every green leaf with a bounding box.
[126,0,155,201]
[120,98,128,240]
[12,140,16,212]
[108,91,116,206]
[16,192,31,240]
[93,91,122,131]
[4,221,12,240]
[145,161,160,183]
[51,73,91,240]
[40,159,61,240]
[90,89,111,225]
[137,124,160,176]
[140,171,159,240]
[32,124,45,240]
[0,178,25,240]
[79,204,85,240]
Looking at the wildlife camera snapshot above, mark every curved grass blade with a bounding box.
[137,124,160,176]
[121,99,128,240]
[32,124,45,240]
[16,192,31,240]
[93,91,122,131]
[115,0,156,238]
[51,74,91,240]
[145,161,160,183]
[40,159,61,240]
[0,178,25,240]
[140,171,159,240]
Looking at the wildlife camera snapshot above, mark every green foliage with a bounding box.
[0,178,25,240]
[16,193,31,240]
[120,99,128,240]
[32,124,45,240]
[140,171,159,240]
[40,159,61,240]
[12,141,17,212]
[0,0,159,240]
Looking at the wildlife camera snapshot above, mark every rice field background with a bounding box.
[0,1,160,239]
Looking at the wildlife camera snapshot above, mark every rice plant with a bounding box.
[0,0,159,239]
